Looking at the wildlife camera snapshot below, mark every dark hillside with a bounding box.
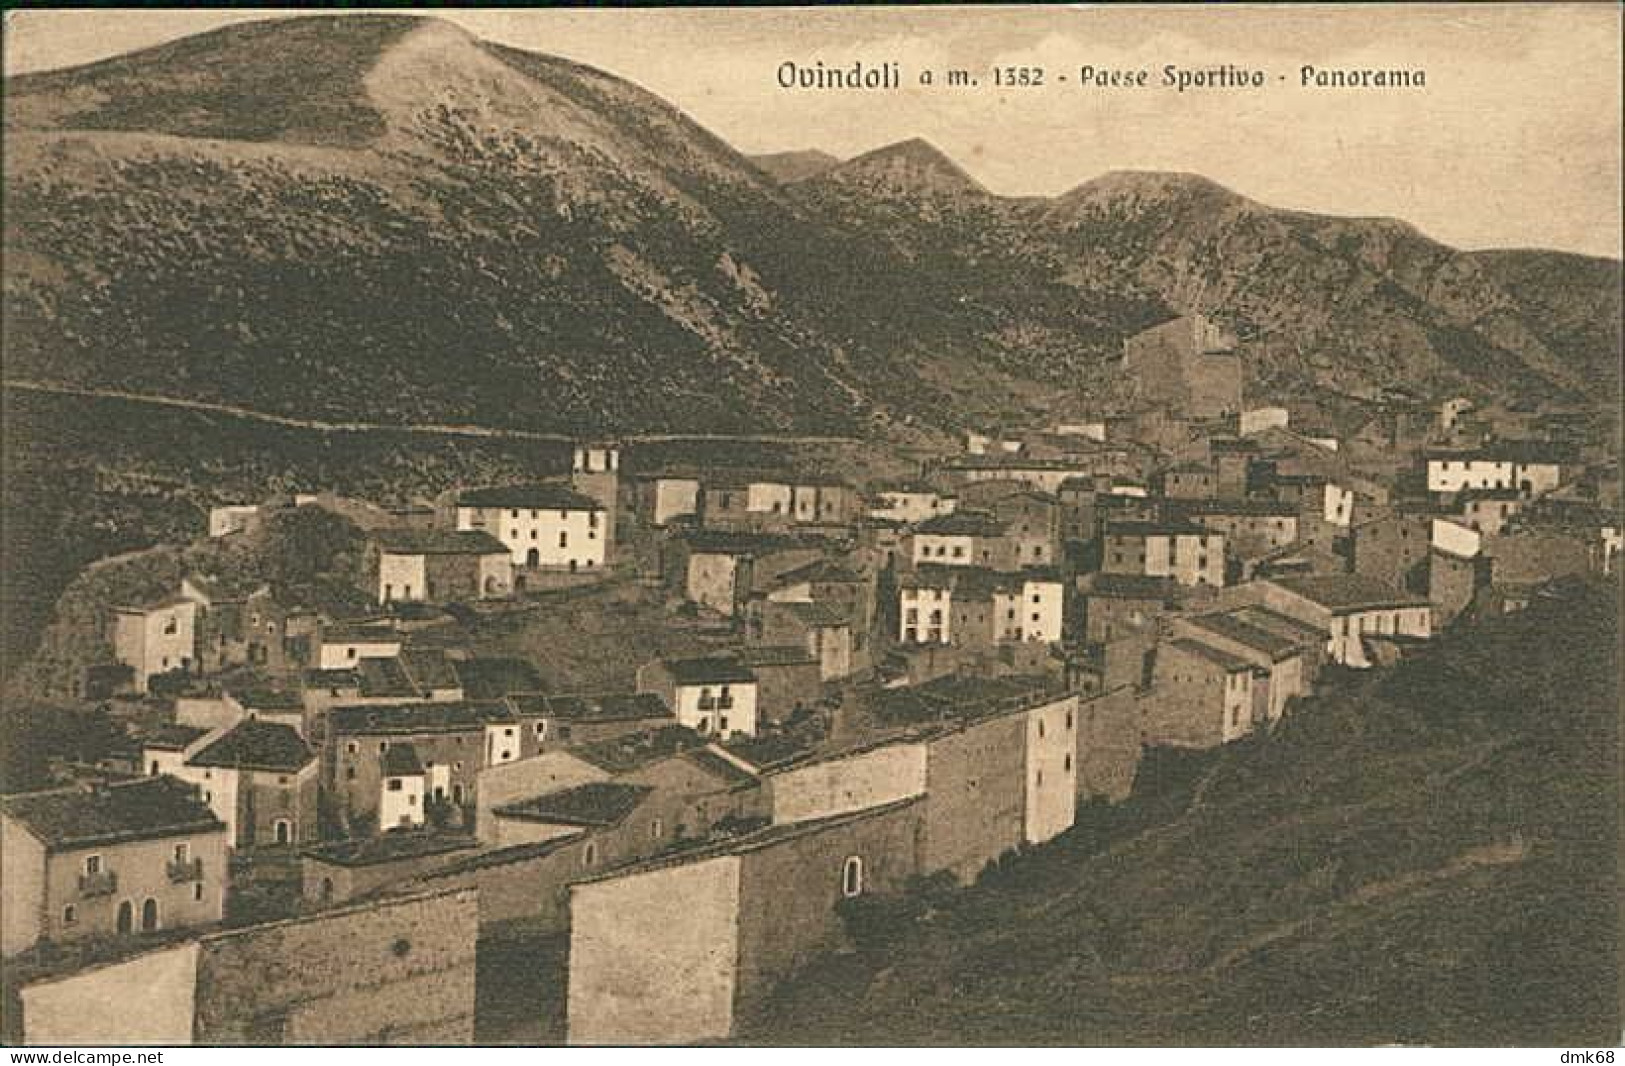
[744,580,1619,1046]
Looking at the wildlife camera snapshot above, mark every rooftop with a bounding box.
[399,647,462,693]
[659,656,757,686]
[374,528,508,556]
[186,719,312,773]
[868,673,1062,728]
[1165,638,1254,673]
[328,701,516,737]
[321,624,401,645]
[302,830,479,868]
[718,732,820,772]
[457,483,604,511]
[139,723,210,752]
[913,511,1008,537]
[739,644,819,668]
[1183,611,1300,660]
[1104,520,1213,538]
[1269,574,1430,612]
[776,601,852,628]
[492,782,652,828]
[454,657,545,700]
[769,558,865,587]
[508,692,672,723]
[574,725,708,774]
[2,777,224,853]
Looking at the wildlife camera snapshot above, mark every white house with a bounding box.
[868,485,958,525]
[1239,575,1432,668]
[456,484,608,571]
[380,744,427,830]
[316,625,402,670]
[110,596,199,692]
[636,657,760,738]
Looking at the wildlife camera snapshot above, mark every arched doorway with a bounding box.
[140,898,159,932]
[275,820,291,845]
[526,548,540,567]
[116,901,134,934]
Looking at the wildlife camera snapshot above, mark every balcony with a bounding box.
[167,858,204,883]
[78,870,118,897]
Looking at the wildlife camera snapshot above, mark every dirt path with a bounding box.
[2,379,863,445]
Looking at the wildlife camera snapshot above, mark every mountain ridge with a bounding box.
[3,15,1619,442]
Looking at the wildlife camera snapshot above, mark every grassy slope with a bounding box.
[743,580,1620,1046]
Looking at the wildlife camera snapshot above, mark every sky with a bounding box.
[4,5,1621,257]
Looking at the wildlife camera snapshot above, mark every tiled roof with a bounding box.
[186,719,312,773]
[329,701,516,736]
[1,777,224,852]
[454,657,545,700]
[739,644,818,668]
[913,511,1007,537]
[509,692,672,723]
[1269,574,1430,612]
[718,733,817,772]
[1183,611,1298,660]
[770,559,865,586]
[321,624,400,644]
[184,573,271,603]
[683,747,760,785]
[1165,638,1254,672]
[574,725,707,773]
[1232,604,1329,642]
[492,782,652,828]
[357,656,418,699]
[302,830,478,868]
[374,529,508,556]
[1105,520,1212,538]
[113,594,195,615]
[400,647,463,693]
[660,656,757,686]
[778,601,852,628]
[457,483,604,511]
[381,743,425,777]
[140,723,210,752]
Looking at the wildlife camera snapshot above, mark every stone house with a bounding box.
[372,529,512,605]
[2,777,228,955]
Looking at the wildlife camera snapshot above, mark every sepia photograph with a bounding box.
[0,3,1619,1050]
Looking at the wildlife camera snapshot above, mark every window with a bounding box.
[194,883,205,902]
[651,818,664,840]
[583,842,598,867]
[85,855,102,876]
[63,905,77,925]
[173,843,189,864]
[535,721,547,738]
[346,768,357,781]
[559,531,568,548]
[719,716,730,733]
[1066,709,1074,729]
[408,794,418,806]
[1064,753,1073,772]
[841,855,864,898]
[1038,720,1045,739]
[150,761,160,776]
[348,648,357,659]
[163,616,178,636]
[388,778,403,791]
[379,742,389,753]
[503,728,514,738]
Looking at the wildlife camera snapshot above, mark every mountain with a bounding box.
[4,15,1617,440]
[748,149,841,184]
[815,137,991,200]
[1,15,997,436]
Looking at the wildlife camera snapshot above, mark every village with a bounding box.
[1,314,1619,1044]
